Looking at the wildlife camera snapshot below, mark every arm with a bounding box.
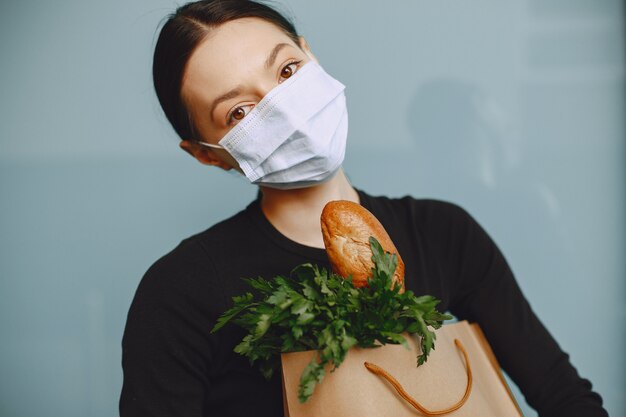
[441,204,607,417]
[120,240,218,417]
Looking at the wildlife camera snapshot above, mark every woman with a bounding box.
[120,1,607,416]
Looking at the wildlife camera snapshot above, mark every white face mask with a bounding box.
[197,60,348,190]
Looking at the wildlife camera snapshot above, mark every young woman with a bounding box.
[120,1,608,416]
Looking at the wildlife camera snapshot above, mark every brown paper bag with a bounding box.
[281,321,524,417]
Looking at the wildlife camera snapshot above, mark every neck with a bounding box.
[259,168,359,249]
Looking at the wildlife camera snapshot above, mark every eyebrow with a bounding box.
[209,42,293,121]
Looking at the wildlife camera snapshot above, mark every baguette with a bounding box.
[320,200,405,291]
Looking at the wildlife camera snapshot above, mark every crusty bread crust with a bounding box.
[320,200,405,291]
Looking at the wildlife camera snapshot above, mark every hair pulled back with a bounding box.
[152,0,300,140]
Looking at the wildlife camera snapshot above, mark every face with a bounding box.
[180,17,317,171]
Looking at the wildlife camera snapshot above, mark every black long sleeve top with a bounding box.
[120,187,607,416]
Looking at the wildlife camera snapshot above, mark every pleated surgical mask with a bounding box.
[197,60,348,190]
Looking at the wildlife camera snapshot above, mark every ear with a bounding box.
[298,36,319,64]
[179,140,233,171]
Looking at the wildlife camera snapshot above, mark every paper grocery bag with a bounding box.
[281,321,523,417]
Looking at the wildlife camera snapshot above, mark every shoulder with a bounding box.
[129,205,254,315]
[358,188,475,232]
[357,189,491,265]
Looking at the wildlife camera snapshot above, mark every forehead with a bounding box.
[181,17,296,104]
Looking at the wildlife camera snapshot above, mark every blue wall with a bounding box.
[0,1,624,416]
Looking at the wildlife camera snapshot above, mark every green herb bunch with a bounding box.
[211,236,453,403]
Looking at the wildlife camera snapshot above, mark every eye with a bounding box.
[226,104,254,126]
[224,60,304,126]
[279,59,303,83]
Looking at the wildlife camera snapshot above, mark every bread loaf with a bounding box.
[320,200,405,291]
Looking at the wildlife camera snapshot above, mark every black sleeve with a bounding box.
[439,203,608,417]
[119,240,219,417]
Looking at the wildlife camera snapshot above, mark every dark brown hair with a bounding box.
[152,0,300,140]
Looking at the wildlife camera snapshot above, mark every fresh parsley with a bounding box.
[211,236,453,403]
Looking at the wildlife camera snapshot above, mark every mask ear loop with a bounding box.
[196,141,224,150]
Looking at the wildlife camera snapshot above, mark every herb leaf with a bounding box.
[211,237,453,402]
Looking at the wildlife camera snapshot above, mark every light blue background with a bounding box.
[0,1,624,416]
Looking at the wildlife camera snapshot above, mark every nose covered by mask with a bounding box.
[197,60,348,190]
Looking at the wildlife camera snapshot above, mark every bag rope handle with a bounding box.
[363,338,472,416]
